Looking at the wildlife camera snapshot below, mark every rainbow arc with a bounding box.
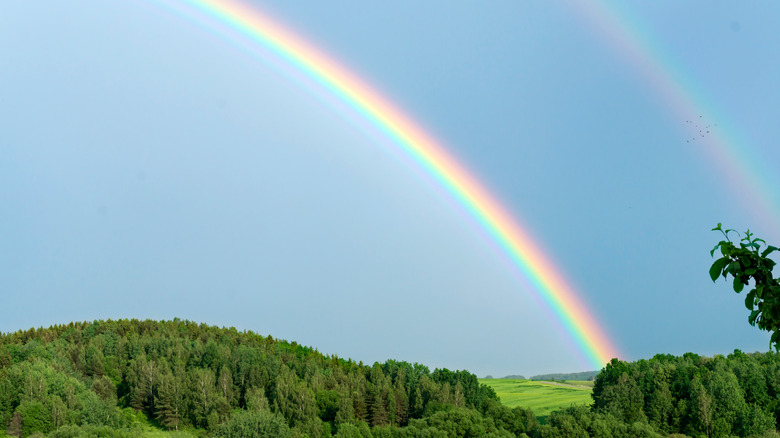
[152,0,622,369]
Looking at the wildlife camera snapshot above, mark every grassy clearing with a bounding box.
[558,380,594,387]
[0,427,198,438]
[479,379,593,420]
[136,429,199,438]
[129,421,202,437]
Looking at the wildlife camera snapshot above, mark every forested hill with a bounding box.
[0,319,537,437]
[4,319,780,438]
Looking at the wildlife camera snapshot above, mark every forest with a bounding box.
[1,318,779,437]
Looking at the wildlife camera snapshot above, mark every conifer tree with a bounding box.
[156,371,186,430]
[130,354,159,416]
[369,385,387,427]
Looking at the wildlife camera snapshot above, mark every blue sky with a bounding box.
[2,1,780,378]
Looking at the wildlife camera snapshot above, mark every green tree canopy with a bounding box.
[710,224,780,349]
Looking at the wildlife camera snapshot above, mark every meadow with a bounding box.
[478,379,593,420]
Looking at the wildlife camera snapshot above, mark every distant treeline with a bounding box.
[2,319,780,437]
[482,371,597,381]
[530,371,598,381]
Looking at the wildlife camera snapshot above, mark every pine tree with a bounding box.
[156,371,187,430]
[411,387,423,418]
[386,390,397,426]
[369,385,387,427]
[131,354,159,415]
[392,379,409,426]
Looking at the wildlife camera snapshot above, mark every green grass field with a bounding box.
[479,379,593,420]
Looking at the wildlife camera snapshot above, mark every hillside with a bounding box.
[0,319,535,437]
[3,319,780,437]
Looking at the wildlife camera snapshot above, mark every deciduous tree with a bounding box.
[710,224,780,348]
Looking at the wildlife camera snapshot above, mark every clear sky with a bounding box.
[2,1,780,378]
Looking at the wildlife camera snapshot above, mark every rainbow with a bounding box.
[150,0,621,368]
[574,3,780,241]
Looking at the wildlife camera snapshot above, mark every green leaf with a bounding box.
[710,257,730,282]
[771,331,780,350]
[710,243,721,257]
[734,276,745,293]
[712,223,723,231]
[749,309,761,326]
[762,246,778,258]
[745,290,757,309]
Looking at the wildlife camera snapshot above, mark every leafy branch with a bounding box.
[710,223,780,349]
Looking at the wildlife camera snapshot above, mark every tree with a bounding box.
[710,224,780,348]
[155,370,187,430]
[245,386,269,412]
[217,365,235,406]
[315,389,340,423]
[189,368,217,427]
[689,377,713,437]
[596,373,646,424]
[17,401,51,436]
[130,354,159,415]
[272,365,316,427]
[216,409,291,438]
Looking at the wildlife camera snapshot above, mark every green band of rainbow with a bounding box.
[152,0,621,369]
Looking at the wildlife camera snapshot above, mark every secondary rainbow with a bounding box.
[574,3,780,240]
[151,0,621,368]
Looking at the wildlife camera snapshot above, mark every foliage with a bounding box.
[0,319,516,437]
[710,224,780,348]
[3,318,780,437]
[589,352,780,437]
[215,409,290,438]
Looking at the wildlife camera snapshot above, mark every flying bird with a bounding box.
[685,116,716,143]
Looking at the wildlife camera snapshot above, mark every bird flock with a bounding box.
[686,115,717,143]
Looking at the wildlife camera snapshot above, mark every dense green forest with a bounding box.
[2,319,780,437]
[0,319,536,437]
[579,352,780,437]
